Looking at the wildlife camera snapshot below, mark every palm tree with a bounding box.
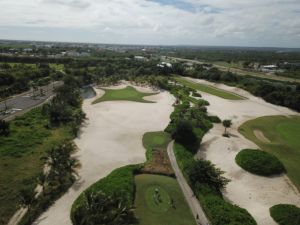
[222,119,232,136]
[72,191,137,225]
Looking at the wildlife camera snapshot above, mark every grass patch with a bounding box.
[239,116,300,190]
[270,204,300,225]
[235,149,285,176]
[134,174,196,225]
[0,108,73,225]
[174,76,245,100]
[92,86,156,104]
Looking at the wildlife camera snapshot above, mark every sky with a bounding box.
[0,0,299,48]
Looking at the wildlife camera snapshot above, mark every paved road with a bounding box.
[170,57,300,84]
[167,141,210,225]
[0,81,62,121]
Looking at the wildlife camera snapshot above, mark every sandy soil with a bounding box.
[33,83,175,225]
[253,130,271,143]
[185,77,300,225]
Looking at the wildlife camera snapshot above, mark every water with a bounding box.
[81,86,96,99]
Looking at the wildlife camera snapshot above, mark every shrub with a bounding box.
[270,204,300,225]
[235,149,285,176]
[171,120,199,153]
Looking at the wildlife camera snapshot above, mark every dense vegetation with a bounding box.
[71,165,140,225]
[239,116,300,190]
[235,149,285,176]
[270,204,300,225]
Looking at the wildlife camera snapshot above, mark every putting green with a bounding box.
[92,86,156,104]
[134,174,196,225]
[145,185,171,213]
[174,76,246,100]
[239,116,300,190]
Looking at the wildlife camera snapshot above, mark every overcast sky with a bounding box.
[0,0,299,48]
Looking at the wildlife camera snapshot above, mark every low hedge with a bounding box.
[235,149,285,176]
[270,204,300,225]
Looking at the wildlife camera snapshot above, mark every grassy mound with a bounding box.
[134,174,195,225]
[239,116,300,190]
[92,86,156,104]
[270,204,300,225]
[235,149,285,176]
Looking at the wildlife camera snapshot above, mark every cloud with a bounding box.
[0,0,299,47]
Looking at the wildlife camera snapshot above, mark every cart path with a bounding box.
[167,141,209,225]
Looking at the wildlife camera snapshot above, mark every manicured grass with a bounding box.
[239,116,300,190]
[235,149,285,176]
[134,174,196,225]
[92,86,156,104]
[174,76,246,100]
[270,204,300,225]
[143,131,171,160]
[0,108,73,225]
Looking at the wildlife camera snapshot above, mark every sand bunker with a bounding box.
[253,129,271,143]
[33,84,175,225]
[187,77,300,225]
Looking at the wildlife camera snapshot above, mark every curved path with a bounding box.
[167,141,209,225]
[33,84,175,225]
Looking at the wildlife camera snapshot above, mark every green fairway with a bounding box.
[143,132,171,157]
[92,86,156,104]
[239,116,300,190]
[174,76,246,100]
[134,174,196,225]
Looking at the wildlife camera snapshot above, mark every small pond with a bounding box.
[81,86,96,99]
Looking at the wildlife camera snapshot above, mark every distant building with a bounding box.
[261,65,277,72]
[134,56,146,61]
[157,62,172,68]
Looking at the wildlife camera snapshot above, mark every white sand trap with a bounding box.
[33,84,175,225]
[185,77,300,225]
[254,130,271,143]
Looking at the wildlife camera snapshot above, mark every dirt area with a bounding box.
[33,82,175,225]
[142,148,174,176]
[186,77,300,225]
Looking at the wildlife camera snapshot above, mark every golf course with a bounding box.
[239,116,300,190]
[134,174,195,225]
[174,76,246,100]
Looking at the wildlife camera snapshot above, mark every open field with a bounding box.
[134,174,195,225]
[33,84,175,225]
[174,76,245,100]
[239,116,300,190]
[92,86,156,104]
[0,108,73,225]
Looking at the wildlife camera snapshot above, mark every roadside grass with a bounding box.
[134,174,196,225]
[213,61,244,69]
[174,76,246,100]
[92,86,156,104]
[239,115,300,191]
[235,149,285,176]
[0,108,73,225]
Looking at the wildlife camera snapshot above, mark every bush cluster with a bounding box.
[235,149,285,176]
[270,204,300,225]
